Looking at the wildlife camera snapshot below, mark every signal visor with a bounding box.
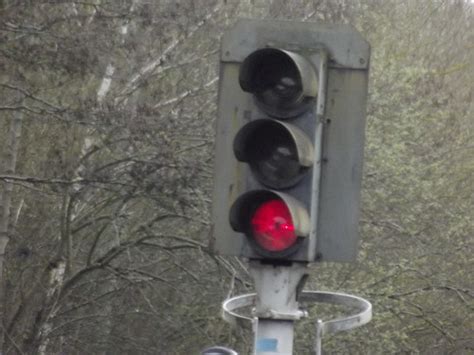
[239,48,318,118]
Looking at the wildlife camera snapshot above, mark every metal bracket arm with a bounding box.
[252,308,308,321]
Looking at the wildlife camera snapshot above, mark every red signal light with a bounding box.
[251,199,297,252]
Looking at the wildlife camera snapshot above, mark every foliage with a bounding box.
[0,0,472,354]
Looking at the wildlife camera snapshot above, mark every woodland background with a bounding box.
[0,0,473,354]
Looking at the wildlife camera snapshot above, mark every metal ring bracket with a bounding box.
[299,291,372,336]
[222,291,372,335]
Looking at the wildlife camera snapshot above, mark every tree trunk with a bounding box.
[0,109,22,350]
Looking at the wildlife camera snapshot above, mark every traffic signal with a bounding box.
[227,47,321,261]
[211,20,370,263]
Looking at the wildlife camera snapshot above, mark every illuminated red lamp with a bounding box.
[229,190,309,259]
[251,199,297,252]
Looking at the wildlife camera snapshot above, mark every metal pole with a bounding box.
[249,261,308,355]
[314,319,323,355]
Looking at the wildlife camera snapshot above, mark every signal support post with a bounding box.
[211,19,372,354]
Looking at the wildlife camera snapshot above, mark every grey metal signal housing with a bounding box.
[211,19,370,262]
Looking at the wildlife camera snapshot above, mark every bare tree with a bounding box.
[0,0,472,354]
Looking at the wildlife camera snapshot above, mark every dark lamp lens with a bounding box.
[246,123,301,188]
[254,129,299,185]
[255,55,302,108]
[251,199,297,252]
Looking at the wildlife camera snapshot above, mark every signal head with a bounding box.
[229,190,310,259]
[233,119,313,189]
[239,48,318,118]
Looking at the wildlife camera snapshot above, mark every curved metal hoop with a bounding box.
[222,290,372,336]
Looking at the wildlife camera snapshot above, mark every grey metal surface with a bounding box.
[222,291,372,334]
[250,262,308,320]
[316,68,369,261]
[211,19,370,262]
[254,319,296,355]
[221,19,370,69]
[307,51,327,261]
[250,262,308,355]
